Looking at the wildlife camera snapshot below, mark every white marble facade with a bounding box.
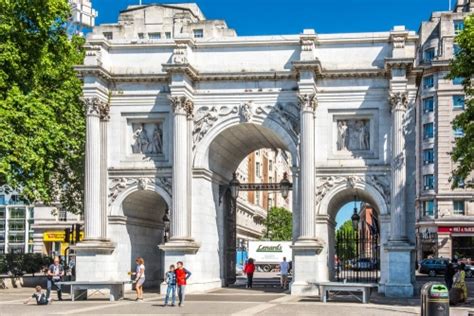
[75,3,418,297]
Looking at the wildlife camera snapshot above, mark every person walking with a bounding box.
[132,257,146,301]
[244,258,255,288]
[47,256,64,301]
[175,261,191,307]
[453,263,468,303]
[445,262,455,290]
[279,257,290,289]
[163,264,177,307]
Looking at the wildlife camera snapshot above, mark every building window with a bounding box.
[0,207,5,219]
[193,29,204,38]
[256,162,261,177]
[0,195,4,205]
[423,174,434,190]
[423,76,434,89]
[138,33,144,39]
[103,32,113,40]
[453,200,465,215]
[148,32,161,39]
[256,192,260,205]
[453,44,461,56]
[454,127,464,138]
[423,200,435,217]
[423,48,435,62]
[269,176,273,183]
[423,97,434,112]
[165,32,171,39]
[453,95,465,109]
[453,77,464,85]
[58,209,67,222]
[269,160,273,171]
[423,123,434,139]
[454,20,464,34]
[423,148,434,165]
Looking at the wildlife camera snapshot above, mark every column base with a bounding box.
[158,239,200,254]
[291,238,324,296]
[291,281,320,296]
[72,239,116,255]
[384,241,415,298]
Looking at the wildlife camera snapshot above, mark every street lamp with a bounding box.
[351,196,360,230]
[279,172,291,199]
[229,172,240,200]
[162,209,170,242]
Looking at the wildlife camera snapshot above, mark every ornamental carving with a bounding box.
[255,102,300,142]
[193,106,219,145]
[337,119,370,151]
[301,38,315,52]
[98,101,110,121]
[131,122,163,155]
[240,101,253,122]
[108,177,172,206]
[391,35,406,49]
[297,93,318,111]
[172,42,188,64]
[388,91,408,112]
[169,96,194,118]
[82,97,104,117]
[315,175,390,208]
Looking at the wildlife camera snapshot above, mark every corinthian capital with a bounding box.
[388,92,408,112]
[99,102,111,121]
[82,97,104,117]
[297,93,318,111]
[169,96,194,118]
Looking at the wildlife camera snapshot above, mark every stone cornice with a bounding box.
[321,69,387,79]
[292,60,322,75]
[162,63,199,81]
[75,65,169,82]
[384,57,415,73]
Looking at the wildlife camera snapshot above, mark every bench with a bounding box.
[314,282,378,304]
[56,281,132,302]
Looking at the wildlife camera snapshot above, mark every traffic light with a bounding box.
[75,224,81,243]
[64,228,71,243]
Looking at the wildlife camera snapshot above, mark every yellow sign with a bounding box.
[43,231,84,242]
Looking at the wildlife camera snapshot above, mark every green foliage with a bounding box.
[0,253,52,276]
[0,0,86,212]
[262,207,292,241]
[336,220,356,261]
[447,16,474,188]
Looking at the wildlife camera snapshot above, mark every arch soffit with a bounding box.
[317,180,389,219]
[111,183,171,217]
[193,114,299,171]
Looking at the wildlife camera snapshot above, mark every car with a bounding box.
[419,258,449,276]
[464,264,474,278]
[353,258,378,271]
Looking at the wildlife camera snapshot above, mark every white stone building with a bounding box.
[415,1,474,262]
[75,3,419,297]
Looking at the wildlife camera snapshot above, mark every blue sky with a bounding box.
[92,0,452,35]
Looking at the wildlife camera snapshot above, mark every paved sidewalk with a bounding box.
[2,286,474,316]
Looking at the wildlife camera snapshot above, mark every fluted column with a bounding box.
[388,91,408,241]
[99,105,110,240]
[83,98,107,240]
[297,94,317,240]
[169,96,193,240]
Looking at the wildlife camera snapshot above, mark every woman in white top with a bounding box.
[132,257,145,301]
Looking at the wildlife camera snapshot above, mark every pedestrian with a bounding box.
[163,264,177,307]
[279,257,290,289]
[47,256,64,301]
[244,258,255,288]
[132,257,145,301]
[445,262,455,290]
[453,263,468,303]
[24,285,52,305]
[175,261,192,307]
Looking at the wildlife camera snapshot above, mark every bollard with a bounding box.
[421,282,449,316]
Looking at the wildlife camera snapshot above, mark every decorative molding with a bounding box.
[192,105,238,149]
[255,102,300,142]
[99,101,110,121]
[391,35,407,49]
[297,93,318,111]
[240,101,253,122]
[168,96,194,118]
[108,176,172,206]
[82,97,106,117]
[172,42,188,64]
[388,91,408,112]
[315,175,390,208]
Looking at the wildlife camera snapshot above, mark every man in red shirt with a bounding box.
[175,261,192,307]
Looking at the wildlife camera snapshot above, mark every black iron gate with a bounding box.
[335,228,380,283]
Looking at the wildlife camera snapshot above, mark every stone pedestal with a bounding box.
[384,242,415,297]
[291,241,324,295]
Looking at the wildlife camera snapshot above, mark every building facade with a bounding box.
[415,1,474,263]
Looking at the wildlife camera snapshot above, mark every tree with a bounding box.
[336,220,356,261]
[262,207,292,241]
[0,1,85,213]
[447,15,474,188]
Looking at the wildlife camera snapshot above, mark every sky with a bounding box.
[92,0,453,35]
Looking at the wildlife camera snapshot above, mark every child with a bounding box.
[163,264,177,307]
[24,286,51,305]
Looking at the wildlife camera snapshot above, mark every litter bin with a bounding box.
[421,282,449,316]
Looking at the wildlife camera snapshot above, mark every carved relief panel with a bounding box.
[131,122,163,155]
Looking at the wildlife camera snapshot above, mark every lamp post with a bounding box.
[351,196,360,281]
[351,197,360,231]
[229,172,240,200]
